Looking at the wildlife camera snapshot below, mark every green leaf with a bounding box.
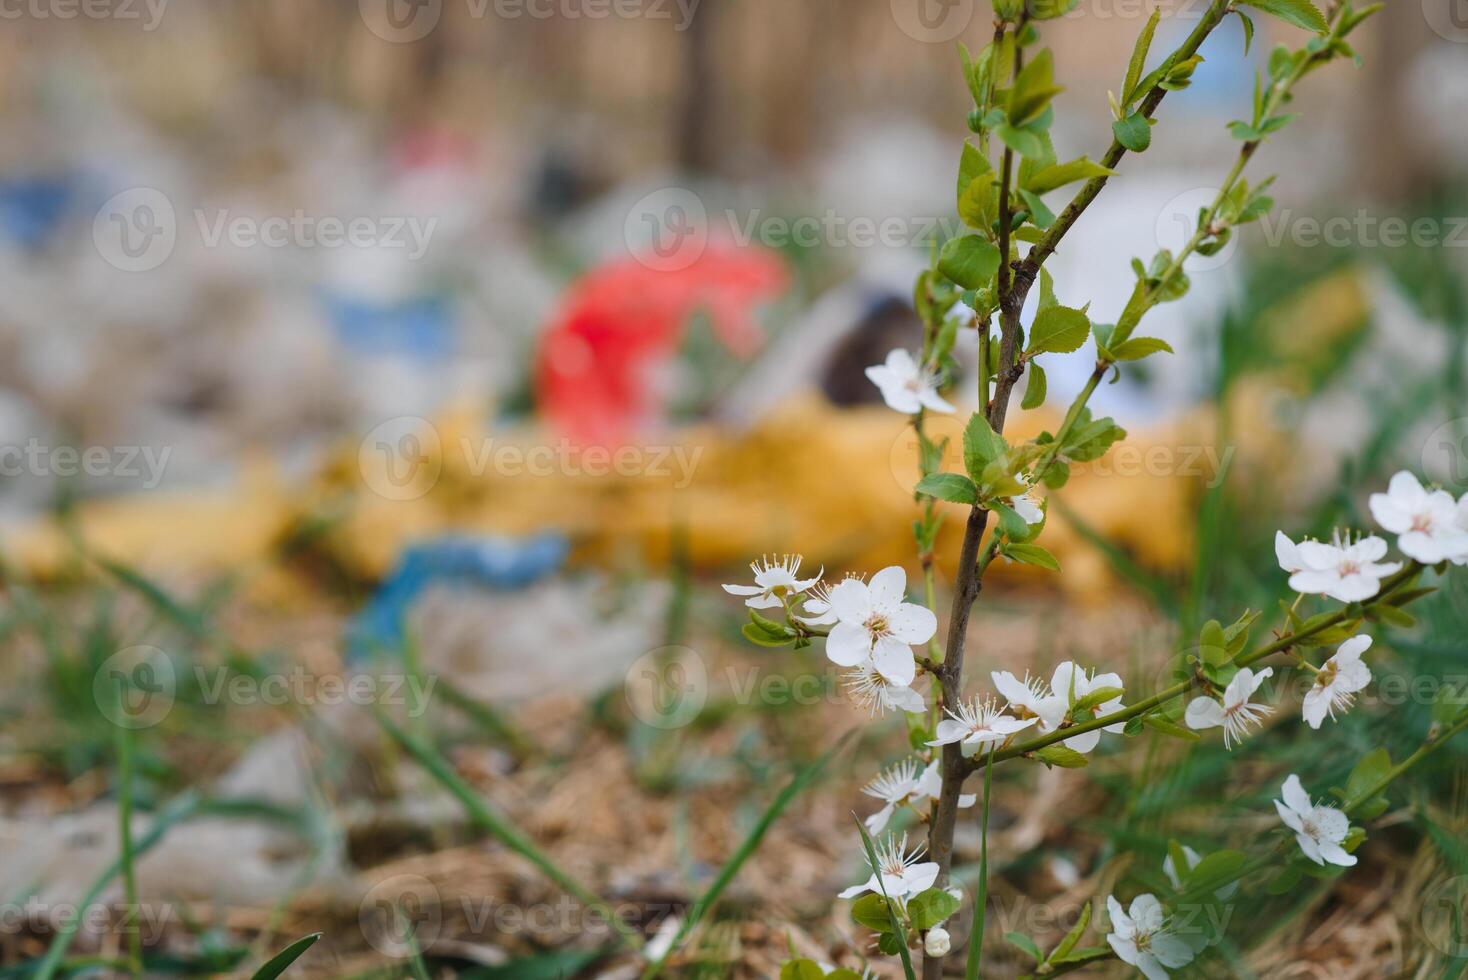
[1021,362,1047,410]
[1238,0,1328,33]
[1187,850,1247,895]
[1049,899,1092,961]
[939,235,1002,290]
[1143,714,1200,740]
[1122,8,1161,107]
[742,622,794,648]
[1005,542,1060,571]
[916,472,980,505]
[1237,10,1256,54]
[908,888,961,930]
[1005,931,1043,963]
[1071,686,1124,714]
[992,501,1032,542]
[1109,337,1174,361]
[964,413,1007,478]
[1009,49,1062,127]
[1017,188,1055,229]
[997,123,1047,160]
[1024,156,1118,196]
[851,894,899,933]
[958,142,990,203]
[1026,0,1079,18]
[1026,306,1090,355]
[250,934,323,980]
[1266,864,1303,895]
[1035,744,1088,768]
[1112,111,1152,153]
[1343,748,1391,807]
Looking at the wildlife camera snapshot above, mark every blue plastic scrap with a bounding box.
[346,532,569,659]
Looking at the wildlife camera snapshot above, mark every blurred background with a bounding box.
[1,1,1467,977]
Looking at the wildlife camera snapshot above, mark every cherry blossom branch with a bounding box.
[1018,709,1468,979]
[963,563,1426,776]
[1019,0,1232,277]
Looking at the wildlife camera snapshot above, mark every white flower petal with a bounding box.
[825,622,872,667]
[867,566,908,610]
[888,603,937,644]
[1184,696,1225,731]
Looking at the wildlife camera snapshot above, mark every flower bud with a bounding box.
[924,926,951,957]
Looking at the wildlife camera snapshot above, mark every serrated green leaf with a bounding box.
[964,412,1007,478]
[1022,361,1047,410]
[939,235,1002,290]
[851,894,898,934]
[742,623,794,647]
[1238,0,1328,33]
[1109,336,1174,361]
[1143,714,1201,740]
[916,472,979,505]
[1026,305,1090,355]
[908,888,961,931]
[1035,744,1087,768]
[1025,156,1118,196]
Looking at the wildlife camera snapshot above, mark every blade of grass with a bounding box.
[35,792,200,980]
[374,713,643,952]
[852,812,918,980]
[966,745,995,980]
[249,932,322,980]
[434,677,535,759]
[638,732,854,980]
[113,683,142,979]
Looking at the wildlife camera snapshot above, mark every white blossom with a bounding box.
[1048,661,1126,753]
[794,578,843,627]
[838,833,939,900]
[861,759,966,834]
[928,695,1037,754]
[1275,530,1400,603]
[865,349,956,415]
[1369,471,1468,564]
[1274,774,1356,867]
[1105,894,1196,980]
[991,670,1066,732]
[826,566,935,687]
[844,664,926,717]
[722,554,821,610]
[1301,635,1372,729]
[1184,667,1273,748]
